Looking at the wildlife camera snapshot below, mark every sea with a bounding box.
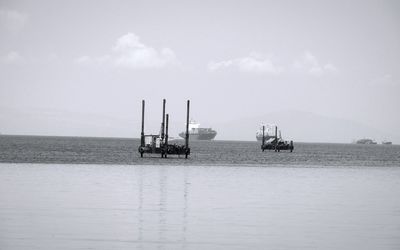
[0,135,399,250]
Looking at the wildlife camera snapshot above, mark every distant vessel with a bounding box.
[256,124,276,141]
[356,138,377,144]
[260,124,294,152]
[179,120,217,140]
[382,141,392,145]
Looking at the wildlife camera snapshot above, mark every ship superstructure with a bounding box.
[256,124,276,141]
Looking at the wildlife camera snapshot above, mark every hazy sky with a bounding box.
[0,0,399,140]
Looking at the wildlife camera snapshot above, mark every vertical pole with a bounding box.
[185,100,190,149]
[141,100,145,147]
[165,114,169,158]
[275,125,278,152]
[161,99,166,140]
[185,100,190,159]
[262,125,265,150]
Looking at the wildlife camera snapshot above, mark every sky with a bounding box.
[0,0,399,141]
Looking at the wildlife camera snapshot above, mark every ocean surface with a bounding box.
[1,135,399,167]
[0,135,400,249]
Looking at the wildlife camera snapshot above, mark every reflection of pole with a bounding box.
[158,168,167,248]
[141,100,145,147]
[182,167,189,247]
[138,167,144,250]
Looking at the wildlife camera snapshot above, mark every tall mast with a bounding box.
[141,100,145,147]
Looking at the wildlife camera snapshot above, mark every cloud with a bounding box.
[0,51,24,64]
[75,33,179,69]
[293,51,337,76]
[208,54,283,74]
[0,8,28,32]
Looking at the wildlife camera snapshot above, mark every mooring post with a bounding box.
[161,99,166,140]
[165,114,169,158]
[185,100,190,158]
[141,100,145,147]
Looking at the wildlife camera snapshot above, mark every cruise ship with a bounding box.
[179,120,217,140]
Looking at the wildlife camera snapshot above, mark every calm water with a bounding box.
[1,135,399,167]
[0,135,400,249]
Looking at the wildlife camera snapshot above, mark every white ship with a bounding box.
[256,124,277,141]
[356,138,377,144]
[179,120,217,140]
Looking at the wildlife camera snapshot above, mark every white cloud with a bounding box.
[0,8,28,32]
[208,54,284,74]
[293,51,337,76]
[75,33,179,69]
[0,51,24,64]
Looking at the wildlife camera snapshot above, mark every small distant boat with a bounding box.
[382,141,392,145]
[356,138,377,144]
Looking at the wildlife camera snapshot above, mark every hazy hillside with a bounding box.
[1,107,398,144]
[213,110,400,143]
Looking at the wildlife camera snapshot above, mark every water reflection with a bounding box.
[135,166,190,248]
[158,167,167,249]
[137,166,144,249]
[182,167,189,248]
[1,164,400,249]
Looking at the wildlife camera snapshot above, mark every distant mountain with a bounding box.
[1,106,398,144]
[213,110,400,143]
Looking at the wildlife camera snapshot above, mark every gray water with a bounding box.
[0,135,400,249]
[1,135,399,167]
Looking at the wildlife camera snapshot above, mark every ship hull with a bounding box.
[179,132,217,140]
[256,135,275,142]
[356,139,377,144]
